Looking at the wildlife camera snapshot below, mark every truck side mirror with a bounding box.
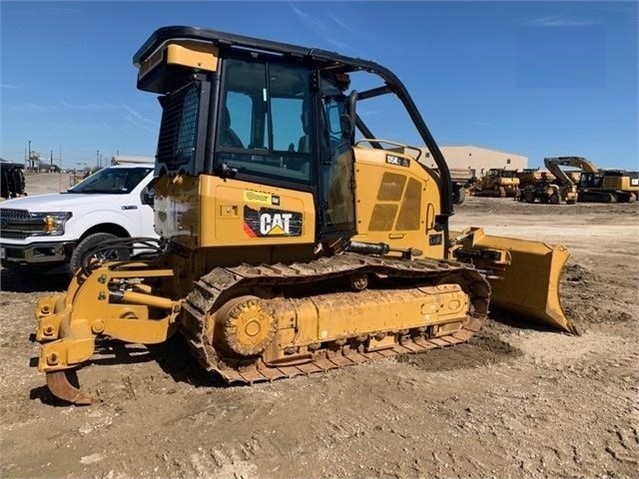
[142,187,155,206]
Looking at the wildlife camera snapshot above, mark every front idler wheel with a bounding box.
[214,296,277,357]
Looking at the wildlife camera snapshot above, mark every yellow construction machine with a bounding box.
[546,156,637,203]
[580,170,638,203]
[470,168,519,197]
[516,163,577,205]
[516,168,554,189]
[33,27,575,405]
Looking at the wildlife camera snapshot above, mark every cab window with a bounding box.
[217,58,313,184]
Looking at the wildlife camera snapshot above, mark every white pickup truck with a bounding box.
[0,162,157,275]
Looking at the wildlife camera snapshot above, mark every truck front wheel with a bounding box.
[453,185,466,205]
[524,190,536,203]
[70,232,130,274]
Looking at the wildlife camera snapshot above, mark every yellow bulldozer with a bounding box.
[469,168,520,197]
[34,27,575,405]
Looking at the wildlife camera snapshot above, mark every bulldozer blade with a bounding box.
[451,228,577,334]
[46,371,94,405]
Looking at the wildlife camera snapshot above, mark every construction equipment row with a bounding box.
[464,159,637,204]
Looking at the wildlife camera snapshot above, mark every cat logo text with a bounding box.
[243,206,302,237]
[260,212,292,235]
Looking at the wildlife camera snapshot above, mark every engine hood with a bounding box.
[0,193,131,212]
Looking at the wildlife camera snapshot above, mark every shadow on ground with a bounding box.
[0,268,70,293]
[148,335,225,388]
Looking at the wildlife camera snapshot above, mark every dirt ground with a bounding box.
[1,186,638,478]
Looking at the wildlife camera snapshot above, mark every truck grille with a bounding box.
[0,208,40,239]
[0,231,29,240]
[1,208,29,220]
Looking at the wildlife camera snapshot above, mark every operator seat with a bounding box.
[221,107,244,148]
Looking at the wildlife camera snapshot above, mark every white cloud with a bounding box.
[9,103,58,111]
[8,102,155,131]
[58,123,113,132]
[289,4,362,55]
[61,102,156,130]
[328,11,356,34]
[528,16,601,28]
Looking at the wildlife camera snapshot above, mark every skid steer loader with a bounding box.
[34,26,575,405]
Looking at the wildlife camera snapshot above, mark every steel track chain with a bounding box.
[181,253,490,385]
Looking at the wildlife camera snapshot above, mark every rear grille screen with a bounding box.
[395,178,422,231]
[157,83,200,170]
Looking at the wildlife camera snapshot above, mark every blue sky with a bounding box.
[1,1,637,170]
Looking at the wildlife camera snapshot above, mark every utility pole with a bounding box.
[50,150,53,168]
[28,140,32,170]
[97,149,100,169]
[59,146,63,191]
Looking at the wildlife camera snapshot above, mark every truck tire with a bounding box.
[524,190,536,204]
[549,193,560,204]
[69,232,130,274]
[453,186,466,205]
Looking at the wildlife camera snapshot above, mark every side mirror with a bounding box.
[142,187,155,206]
[346,90,358,141]
[339,114,354,139]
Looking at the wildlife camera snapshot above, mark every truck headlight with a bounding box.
[31,212,73,236]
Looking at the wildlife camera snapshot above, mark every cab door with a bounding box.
[317,76,356,239]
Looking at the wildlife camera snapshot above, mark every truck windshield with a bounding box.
[68,167,152,194]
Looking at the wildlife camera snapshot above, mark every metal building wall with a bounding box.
[417,145,528,178]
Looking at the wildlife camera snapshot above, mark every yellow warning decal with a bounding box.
[243,190,273,205]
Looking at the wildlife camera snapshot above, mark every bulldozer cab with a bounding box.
[483,168,518,187]
[215,59,356,235]
[488,168,517,179]
[134,27,455,253]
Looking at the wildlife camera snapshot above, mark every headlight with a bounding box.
[30,212,73,236]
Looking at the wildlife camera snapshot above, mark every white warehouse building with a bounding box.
[416,145,528,178]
